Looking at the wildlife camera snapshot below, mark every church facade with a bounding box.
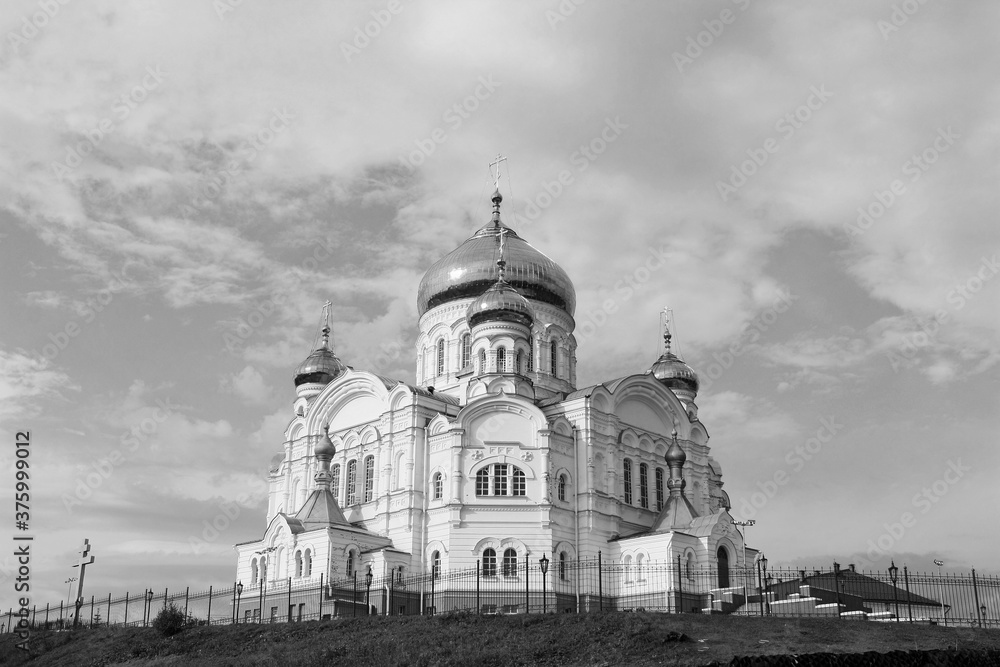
[234,185,752,608]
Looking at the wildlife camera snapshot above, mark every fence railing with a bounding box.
[4,560,999,633]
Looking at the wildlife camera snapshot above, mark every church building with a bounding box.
[234,178,752,612]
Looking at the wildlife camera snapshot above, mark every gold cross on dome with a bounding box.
[489,153,507,190]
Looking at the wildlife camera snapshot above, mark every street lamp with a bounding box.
[755,554,765,617]
[888,561,899,622]
[365,565,373,615]
[539,554,550,614]
[761,555,769,616]
[833,562,842,617]
[734,520,755,610]
[145,590,154,627]
[933,559,945,626]
[255,546,276,624]
[981,604,988,627]
[236,582,243,624]
[65,578,78,608]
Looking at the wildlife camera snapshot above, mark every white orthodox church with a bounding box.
[234,180,753,613]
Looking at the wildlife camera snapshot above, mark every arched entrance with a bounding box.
[717,547,730,588]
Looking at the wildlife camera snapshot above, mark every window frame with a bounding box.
[502,548,518,577]
[639,462,649,509]
[482,548,497,577]
[363,455,375,503]
[623,458,633,505]
[432,472,443,500]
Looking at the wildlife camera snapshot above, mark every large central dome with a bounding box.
[417,203,576,318]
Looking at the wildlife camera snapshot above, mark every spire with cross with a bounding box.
[320,300,333,349]
[489,153,507,191]
[662,307,672,355]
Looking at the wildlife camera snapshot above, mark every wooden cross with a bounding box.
[72,539,95,603]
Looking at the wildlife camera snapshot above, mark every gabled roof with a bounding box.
[768,570,945,607]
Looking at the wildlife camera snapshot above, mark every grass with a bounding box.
[3,612,999,666]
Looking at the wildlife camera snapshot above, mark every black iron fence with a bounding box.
[4,559,998,633]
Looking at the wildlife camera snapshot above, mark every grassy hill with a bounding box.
[3,611,1000,666]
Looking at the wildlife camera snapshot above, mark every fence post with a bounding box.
[44,603,49,628]
[123,593,129,627]
[106,594,111,626]
[206,586,213,626]
[429,569,434,615]
[353,571,357,617]
[184,587,189,620]
[90,595,95,627]
[598,551,603,612]
[59,600,64,627]
[319,574,324,620]
[972,568,983,629]
[164,587,168,610]
[904,566,913,624]
[287,577,292,623]
[476,559,481,614]
[676,555,684,614]
[525,553,530,613]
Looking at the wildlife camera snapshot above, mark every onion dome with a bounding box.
[466,279,534,328]
[417,189,575,318]
[649,325,699,394]
[294,305,347,387]
[314,425,336,459]
[666,429,687,467]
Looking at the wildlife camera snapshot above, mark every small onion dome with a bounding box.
[466,279,534,328]
[294,346,347,387]
[649,351,699,394]
[314,427,336,459]
[665,432,686,467]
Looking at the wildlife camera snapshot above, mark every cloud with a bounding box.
[221,365,272,405]
[0,348,78,423]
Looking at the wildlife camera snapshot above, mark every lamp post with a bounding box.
[981,605,988,628]
[145,590,154,627]
[888,561,899,622]
[833,562,842,618]
[365,565,373,615]
[255,546,276,624]
[539,554,550,614]
[933,559,945,626]
[64,578,77,608]
[755,554,764,617]
[236,582,243,624]
[761,555,769,616]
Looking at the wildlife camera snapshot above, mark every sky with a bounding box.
[1,0,998,610]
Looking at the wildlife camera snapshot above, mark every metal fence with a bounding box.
[4,558,999,633]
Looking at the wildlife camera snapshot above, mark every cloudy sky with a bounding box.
[1,0,998,608]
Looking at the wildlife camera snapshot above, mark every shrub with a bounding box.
[152,603,186,637]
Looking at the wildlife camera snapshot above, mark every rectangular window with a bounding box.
[461,334,471,368]
[623,459,633,505]
[655,468,664,511]
[331,464,340,498]
[639,463,649,509]
[363,456,375,502]
[346,460,357,505]
[493,464,508,496]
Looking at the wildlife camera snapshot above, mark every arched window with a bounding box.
[482,548,497,577]
[655,468,664,511]
[295,550,303,578]
[432,472,443,500]
[502,548,518,576]
[363,455,375,502]
[636,553,645,581]
[559,552,567,580]
[461,334,471,369]
[346,459,358,505]
[432,551,441,579]
[528,344,534,372]
[515,350,523,374]
[304,549,312,577]
[623,458,633,505]
[251,557,259,586]
[479,349,486,373]
[347,550,356,577]
[558,474,567,502]
[475,464,527,497]
[260,557,267,583]
[623,555,633,583]
[331,463,341,499]
[550,342,558,378]
[686,551,695,580]
[639,463,649,509]
[436,338,445,376]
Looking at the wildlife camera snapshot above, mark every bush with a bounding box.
[152,603,186,637]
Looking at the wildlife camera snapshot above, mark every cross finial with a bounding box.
[320,301,332,349]
[662,307,672,354]
[489,153,507,190]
